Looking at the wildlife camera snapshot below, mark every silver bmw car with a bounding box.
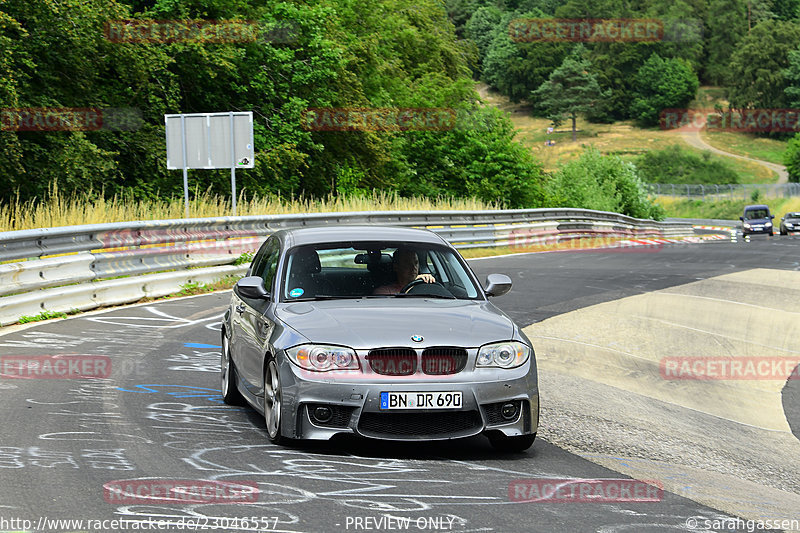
[221,225,539,451]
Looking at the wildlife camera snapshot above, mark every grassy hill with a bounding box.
[479,83,782,183]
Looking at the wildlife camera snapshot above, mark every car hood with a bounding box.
[275,299,516,349]
[744,217,771,224]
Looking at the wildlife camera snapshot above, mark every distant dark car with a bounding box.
[221,225,539,451]
[740,204,774,236]
[780,212,800,235]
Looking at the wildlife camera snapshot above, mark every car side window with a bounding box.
[252,238,280,293]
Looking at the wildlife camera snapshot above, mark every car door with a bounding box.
[232,238,279,392]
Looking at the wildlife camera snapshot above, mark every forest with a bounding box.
[2,0,800,220]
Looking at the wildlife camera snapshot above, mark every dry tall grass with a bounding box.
[0,185,497,232]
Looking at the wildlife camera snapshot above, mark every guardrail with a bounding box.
[649,183,800,200]
[0,209,700,326]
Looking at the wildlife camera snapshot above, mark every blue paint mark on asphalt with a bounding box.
[116,384,221,400]
[183,342,221,349]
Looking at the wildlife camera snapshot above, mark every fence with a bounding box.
[0,209,699,326]
[649,183,800,200]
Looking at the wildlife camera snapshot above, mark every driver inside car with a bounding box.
[373,247,435,295]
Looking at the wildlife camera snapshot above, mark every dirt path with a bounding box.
[681,128,789,184]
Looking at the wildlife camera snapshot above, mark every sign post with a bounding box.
[165,111,254,217]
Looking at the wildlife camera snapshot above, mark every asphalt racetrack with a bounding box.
[0,236,798,533]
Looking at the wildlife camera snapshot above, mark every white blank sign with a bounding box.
[165,112,254,169]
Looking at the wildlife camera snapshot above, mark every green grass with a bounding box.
[686,85,788,170]
[18,309,79,323]
[0,186,497,233]
[656,196,800,220]
[175,274,243,297]
[478,83,776,182]
[699,130,787,167]
[233,251,255,266]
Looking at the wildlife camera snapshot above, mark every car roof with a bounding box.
[273,225,449,248]
[744,204,770,210]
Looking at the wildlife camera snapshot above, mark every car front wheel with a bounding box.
[220,334,244,405]
[264,357,285,444]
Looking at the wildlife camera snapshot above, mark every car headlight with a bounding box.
[743,223,751,229]
[476,341,530,369]
[287,344,359,371]
[766,222,772,227]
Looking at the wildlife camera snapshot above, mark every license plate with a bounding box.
[380,391,462,410]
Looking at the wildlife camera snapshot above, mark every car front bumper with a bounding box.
[742,225,772,235]
[278,356,539,441]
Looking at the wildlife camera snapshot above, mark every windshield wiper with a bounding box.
[288,295,362,302]
[393,293,457,299]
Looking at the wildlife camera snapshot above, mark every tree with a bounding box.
[481,11,571,102]
[783,47,800,106]
[0,0,552,209]
[706,0,748,84]
[630,54,698,127]
[583,41,656,120]
[783,133,800,182]
[530,47,605,141]
[727,20,800,110]
[465,6,503,70]
[773,0,800,20]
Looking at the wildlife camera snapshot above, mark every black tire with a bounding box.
[263,357,285,444]
[220,333,244,405]
[488,432,536,452]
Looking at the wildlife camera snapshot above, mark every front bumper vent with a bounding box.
[358,410,482,439]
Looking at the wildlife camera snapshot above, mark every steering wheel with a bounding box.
[400,278,442,294]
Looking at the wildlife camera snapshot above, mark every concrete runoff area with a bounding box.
[525,267,800,524]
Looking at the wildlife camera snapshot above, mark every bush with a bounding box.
[783,133,800,183]
[548,147,664,220]
[630,54,699,127]
[636,145,739,185]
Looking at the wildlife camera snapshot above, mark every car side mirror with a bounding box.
[484,273,512,297]
[739,216,744,221]
[770,215,775,219]
[236,276,269,300]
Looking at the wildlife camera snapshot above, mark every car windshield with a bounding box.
[744,209,768,219]
[281,242,481,301]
